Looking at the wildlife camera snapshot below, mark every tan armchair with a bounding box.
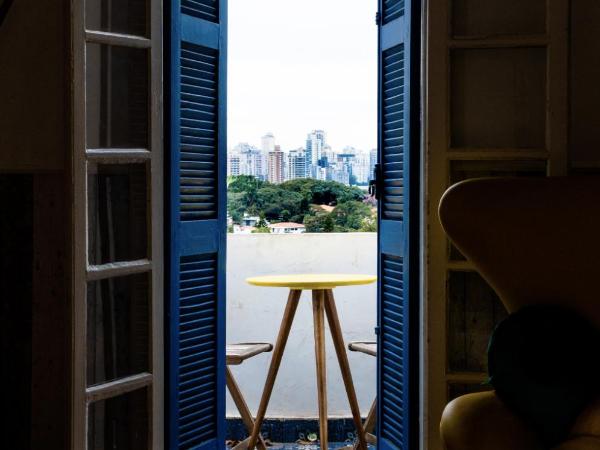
[438,177,600,450]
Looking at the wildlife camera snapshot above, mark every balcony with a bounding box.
[226,232,377,444]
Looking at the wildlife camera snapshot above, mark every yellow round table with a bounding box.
[245,274,377,450]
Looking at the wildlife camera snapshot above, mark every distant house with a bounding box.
[268,222,306,234]
[241,214,263,227]
[233,225,257,234]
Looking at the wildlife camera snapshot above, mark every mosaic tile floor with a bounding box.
[254,443,376,450]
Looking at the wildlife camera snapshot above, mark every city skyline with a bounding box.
[229,131,376,155]
[228,129,377,187]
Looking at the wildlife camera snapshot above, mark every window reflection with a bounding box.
[88,388,148,450]
[86,43,149,149]
[86,0,148,37]
[87,273,149,386]
[88,163,148,265]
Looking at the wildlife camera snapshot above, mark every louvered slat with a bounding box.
[181,0,219,23]
[380,254,406,446]
[383,0,405,24]
[176,253,218,449]
[180,42,219,221]
[382,44,405,221]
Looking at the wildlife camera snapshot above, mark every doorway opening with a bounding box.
[225,0,378,447]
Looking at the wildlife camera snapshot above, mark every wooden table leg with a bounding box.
[312,290,328,450]
[226,367,267,450]
[324,289,368,450]
[247,289,302,449]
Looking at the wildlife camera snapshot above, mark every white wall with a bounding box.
[227,233,377,418]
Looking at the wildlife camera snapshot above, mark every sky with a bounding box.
[228,0,378,152]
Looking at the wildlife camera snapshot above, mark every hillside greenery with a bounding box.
[227,176,376,232]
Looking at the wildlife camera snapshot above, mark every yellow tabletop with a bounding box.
[246,273,377,290]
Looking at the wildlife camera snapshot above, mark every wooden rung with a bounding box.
[365,433,377,445]
[231,436,250,450]
[348,341,377,357]
[226,343,273,366]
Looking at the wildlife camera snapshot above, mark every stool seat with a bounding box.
[348,341,377,357]
[226,343,273,366]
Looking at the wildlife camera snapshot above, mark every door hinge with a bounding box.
[375,12,381,26]
[374,326,381,336]
[368,163,382,200]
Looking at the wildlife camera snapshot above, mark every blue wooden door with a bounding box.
[167,0,227,449]
[376,0,420,449]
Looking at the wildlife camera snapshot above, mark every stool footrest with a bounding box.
[348,341,377,357]
[226,343,274,366]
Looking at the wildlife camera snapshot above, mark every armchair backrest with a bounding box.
[439,177,600,328]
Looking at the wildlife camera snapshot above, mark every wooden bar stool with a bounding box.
[245,274,377,450]
[348,341,377,446]
[226,343,273,450]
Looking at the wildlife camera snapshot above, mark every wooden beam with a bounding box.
[86,148,152,162]
[85,30,151,48]
[86,372,153,403]
[87,259,152,281]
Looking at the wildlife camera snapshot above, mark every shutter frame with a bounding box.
[167,1,227,449]
[377,0,420,449]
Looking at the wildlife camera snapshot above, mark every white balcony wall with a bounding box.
[227,233,377,418]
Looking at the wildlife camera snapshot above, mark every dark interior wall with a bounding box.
[0,0,68,172]
[31,175,69,450]
[0,1,70,449]
[570,0,600,167]
[0,175,33,449]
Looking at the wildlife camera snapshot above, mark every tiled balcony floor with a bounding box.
[270,443,376,450]
[227,444,376,450]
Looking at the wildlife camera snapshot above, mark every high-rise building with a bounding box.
[369,148,378,181]
[352,151,371,185]
[306,130,326,174]
[336,152,356,185]
[261,132,276,153]
[316,166,328,181]
[322,145,335,163]
[287,148,307,180]
[330,167,350,185]
[268,145,285,184]
[229,143,267,179]
[227,152,241,177]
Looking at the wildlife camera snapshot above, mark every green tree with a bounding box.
[228,175,266,193]
[280,179,364,206]
[359,215,377,232]
[256,186,304,221]
[304,213,335,233]
[252,213,271,233]
[227,176,269,223]
[331,201,373,231]
[227,191,247,223]
[227,176,371,231]
[280,209,291,221]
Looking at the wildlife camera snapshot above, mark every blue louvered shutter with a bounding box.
[377,0,420,449]
[167,1,227,449]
